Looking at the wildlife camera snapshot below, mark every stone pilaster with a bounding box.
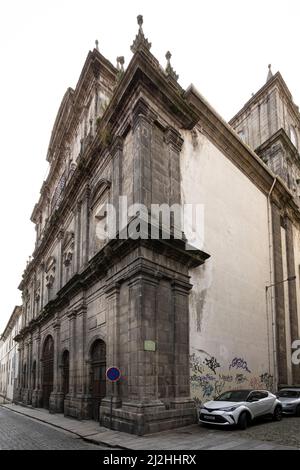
[285,217,300,384]
[272,204,288,385]
[100,283,121,415]
[73,201,82,273]
[164,127,183,206]
[57,230,65,291]
[14,344,23,402]
[132,99,156,208]
[49,319,64,413]
[31,333,43,407]
[81,186,91,267]
[110,136,123,235]
[171,280,195,410]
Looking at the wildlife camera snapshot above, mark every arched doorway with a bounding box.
[90,339,106,421]
[62,350,69,398]
[42,335,54,409]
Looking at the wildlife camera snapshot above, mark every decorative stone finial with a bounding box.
[267,63,273,82]
[131,14,152,54]
[95,39,99,51]
[165,51,179,81]
[116,56,125,72]
[137,14,143,28]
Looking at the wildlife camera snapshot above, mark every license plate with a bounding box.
[204,414,216,420]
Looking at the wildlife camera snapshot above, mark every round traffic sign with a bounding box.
[106,366,121,382]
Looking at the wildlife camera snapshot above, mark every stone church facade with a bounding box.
[14,17,300,434]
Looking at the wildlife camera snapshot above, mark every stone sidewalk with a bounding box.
[1,403,297,450]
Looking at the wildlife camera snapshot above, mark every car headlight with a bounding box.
[218,405,240,412]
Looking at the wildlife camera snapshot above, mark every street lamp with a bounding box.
[265,276,296,292]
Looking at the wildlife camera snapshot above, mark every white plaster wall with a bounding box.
[181,130,274,404]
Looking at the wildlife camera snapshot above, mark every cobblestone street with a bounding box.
[231,416,300,448]
[1,404,299,450]
[0,407,105,450]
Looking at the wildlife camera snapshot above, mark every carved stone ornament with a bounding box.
[35,279,41,302]
[63,231,75,267]
[45,256,56,288]
[130,15,152,54]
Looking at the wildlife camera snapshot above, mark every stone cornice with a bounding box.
[255,127,300,170]
[16,231,209,340]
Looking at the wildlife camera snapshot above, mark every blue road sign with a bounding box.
[106,366,121,382]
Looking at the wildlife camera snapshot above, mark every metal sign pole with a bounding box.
[110,393,113,430]
[106,367,121,432]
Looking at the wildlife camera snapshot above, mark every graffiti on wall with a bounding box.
[229,357,251,373]
[190,350,273,405]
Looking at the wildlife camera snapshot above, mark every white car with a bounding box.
[199,389,282,430]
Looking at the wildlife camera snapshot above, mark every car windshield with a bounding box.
[278,390,300,398]
[215,390,251,402]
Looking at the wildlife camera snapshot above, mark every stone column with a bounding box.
[40,262,45,310]
[49,319,64,413]
[164,127,183,206]
[75,302,90,418]
[57,230,64,291]
[171,280,195,410]
[81,186,91,267]
[285,217,300,384]
[14,344,23,402]
[110,137,123,235]
[272,204,288,385]
[132,99,156,208]
[73,202,82,273]
[22,342,30,404]
[27,338,33,404]
[32,332,43,407]
[64,310,76,417]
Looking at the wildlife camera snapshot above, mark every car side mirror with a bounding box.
[247,398,259,402]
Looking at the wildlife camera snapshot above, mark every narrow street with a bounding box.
[1,404,299,450]
[0,407,105,450]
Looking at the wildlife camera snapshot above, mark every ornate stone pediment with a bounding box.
[90,179,111,209]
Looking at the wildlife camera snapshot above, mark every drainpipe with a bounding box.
[266,177,277,390]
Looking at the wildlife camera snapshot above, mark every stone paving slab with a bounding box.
[1,403,298,450]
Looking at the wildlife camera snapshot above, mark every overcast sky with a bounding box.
[0,0,299,333]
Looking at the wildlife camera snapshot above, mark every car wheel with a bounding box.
[238,411,248,430]
[296,405,300,417]
[272,406,282,421]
